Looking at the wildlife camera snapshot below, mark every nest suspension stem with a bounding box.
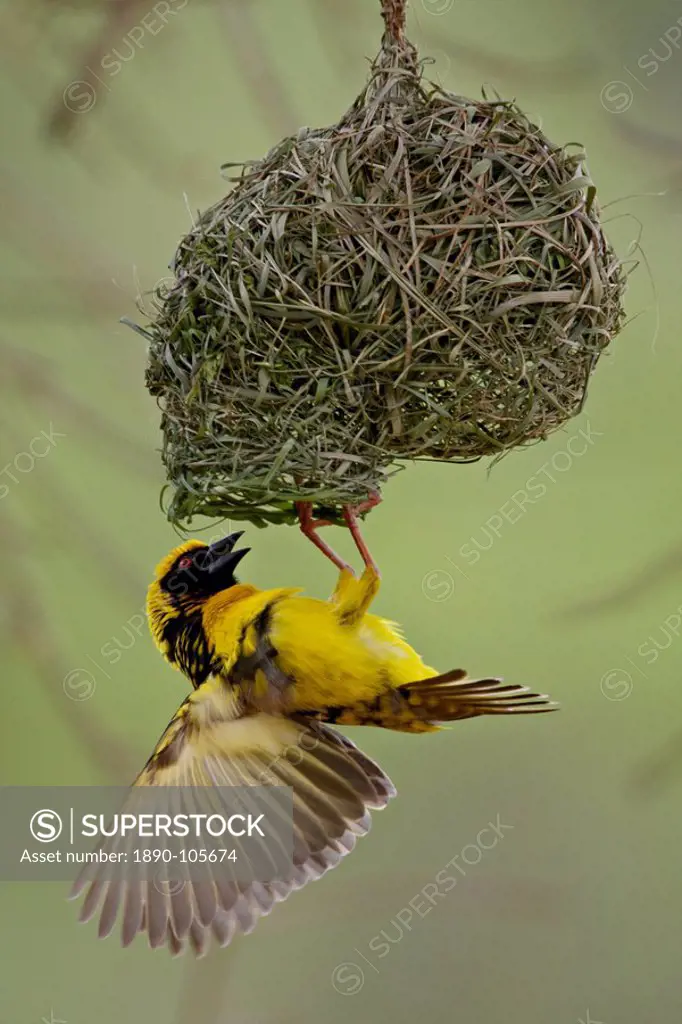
[380,0,407,43]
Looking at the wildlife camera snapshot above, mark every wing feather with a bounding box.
[121,878,144,946]
[70,678,394,955]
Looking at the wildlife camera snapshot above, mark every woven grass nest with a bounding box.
[145,4,626,528]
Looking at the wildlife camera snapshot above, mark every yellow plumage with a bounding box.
[73,534,556,956]
[201,569,434,713]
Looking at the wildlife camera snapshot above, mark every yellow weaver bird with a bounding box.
[71,529,557,955]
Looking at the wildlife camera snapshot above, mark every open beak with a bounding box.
[206,532,250,578]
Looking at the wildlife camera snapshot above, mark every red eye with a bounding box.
[178,556,193,570]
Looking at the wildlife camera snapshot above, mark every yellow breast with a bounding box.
[269,598,434,710]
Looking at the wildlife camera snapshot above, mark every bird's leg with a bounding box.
[330,491,382,623]
[297,492,382,622]
[295,501,352,573]
[341,490,381,574]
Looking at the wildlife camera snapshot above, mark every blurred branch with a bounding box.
[564,543,682,618]
[0,166,131,315]
[5,440,145,603]
[0,281,126,320]
[309,0,366,77]
[614,116,682,170]
[562,538,682,796]
[0,341,156,777]
[220,0,298,135]
[3,342,155,478]
[8,0,300,163]
[0,0,61,109]
[45,0,147,139]
[0,3,202,190]
[0,504,136,781]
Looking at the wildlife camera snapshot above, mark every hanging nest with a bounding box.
[145,1,627,528]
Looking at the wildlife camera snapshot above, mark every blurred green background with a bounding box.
[1,1,682,1021]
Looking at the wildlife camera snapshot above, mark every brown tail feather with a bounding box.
[310,668,557,733]
[399,669,558,723]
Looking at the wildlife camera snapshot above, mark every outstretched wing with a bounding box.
[69,678,395,956]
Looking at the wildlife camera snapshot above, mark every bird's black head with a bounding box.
[158,533,251,607]
[147,533,251,684]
